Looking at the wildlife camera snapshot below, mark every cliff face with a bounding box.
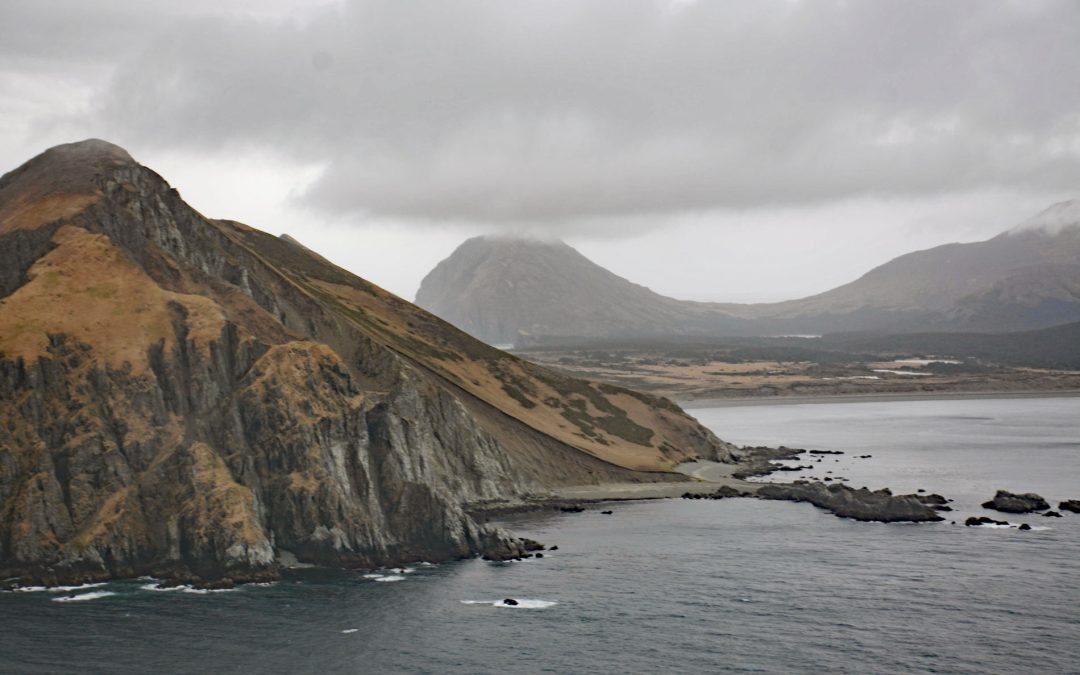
[0,140,732,585]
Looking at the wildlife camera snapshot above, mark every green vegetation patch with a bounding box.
[542,374,655,446]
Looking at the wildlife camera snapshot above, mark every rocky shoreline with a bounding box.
[8,443,1077,591]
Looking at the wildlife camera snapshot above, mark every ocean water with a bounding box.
[2,397,1079,674]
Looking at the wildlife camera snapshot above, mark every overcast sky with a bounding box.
[2,0,1078,301]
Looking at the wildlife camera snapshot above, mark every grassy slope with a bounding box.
[224,224,727,471]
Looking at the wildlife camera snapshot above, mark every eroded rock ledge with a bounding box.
[683,482,944,523]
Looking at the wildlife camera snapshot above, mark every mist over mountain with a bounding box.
[416,202,1080,345]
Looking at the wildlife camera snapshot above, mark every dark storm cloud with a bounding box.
[9,0,1080,225]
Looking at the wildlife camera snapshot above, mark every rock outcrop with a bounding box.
[981,491,1050,513]
[1059,500,1080,514]
[755,483,945,523]
[0,140,732,585]
[965,516,1011,527]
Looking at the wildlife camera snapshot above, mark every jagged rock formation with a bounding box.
[416,204,1080,345]
[0,140,733,585]
[754,483,945,523]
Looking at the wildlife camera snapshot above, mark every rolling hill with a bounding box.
[416,202,1080,345]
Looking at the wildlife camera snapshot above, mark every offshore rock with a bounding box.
[981,491,1050,513]
[755,483,945,523]
[1059,500,1080,514]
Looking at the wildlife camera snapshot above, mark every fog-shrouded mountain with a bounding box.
[416,201,1080,345]
[0,140,731,586]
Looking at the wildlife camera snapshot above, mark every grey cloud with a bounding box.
[14,0,1080,225]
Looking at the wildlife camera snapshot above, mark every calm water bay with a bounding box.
[2,397,1078,674]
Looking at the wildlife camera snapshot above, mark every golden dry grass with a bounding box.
[0,192,101,234]
[0,225,226,371]
[309,279,705,471]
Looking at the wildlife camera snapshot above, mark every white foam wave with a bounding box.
[182,586,237,594]
[361,573,384,579]
[461,599,557,609]
[373,575,406,583]
[52,591,116,602]
[341,628,359,634]
[14,583,107,593]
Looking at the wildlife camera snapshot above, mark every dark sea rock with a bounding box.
[917,494,949,506]
[755,483,945,523]
[503,598,518,606]
[1042,511,1062,518]
[981,491,1050,513]
[731,446,807,479]
[196,578,236,591]
[965,516,1010,527]
[559,506,586,513]
[601,510,614,515]
[681,485,751,501]
[1059,500,1080,514]
[1018,524,1032,531]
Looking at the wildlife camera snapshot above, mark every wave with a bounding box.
[14,582,108,593]
[52,591,116,602]
[341,629,359,634]
[373,575,406,583]
[182,586,238,594]
[461,599,557,609]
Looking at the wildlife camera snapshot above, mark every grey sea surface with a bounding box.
[2,397,1078,674]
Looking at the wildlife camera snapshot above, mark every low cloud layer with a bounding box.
[5,0,1079,229]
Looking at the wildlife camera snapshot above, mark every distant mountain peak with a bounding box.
[1009,199,1080,236]
[418,197,1080,344]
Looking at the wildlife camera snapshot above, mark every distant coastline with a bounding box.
[679,389,1080,409]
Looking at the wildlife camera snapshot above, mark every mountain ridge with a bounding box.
[0,140,730,586]
[416,205,1080,344]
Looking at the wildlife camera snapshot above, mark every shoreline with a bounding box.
[678,389,1080,409]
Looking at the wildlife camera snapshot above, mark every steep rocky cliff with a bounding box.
[0,140,733,585]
